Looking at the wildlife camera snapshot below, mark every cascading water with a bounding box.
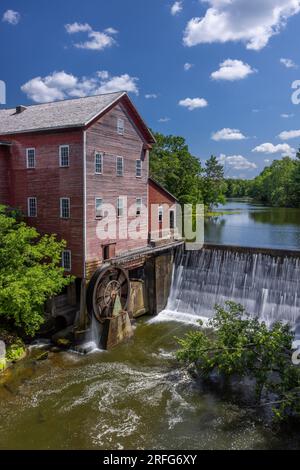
[160,248,300,331]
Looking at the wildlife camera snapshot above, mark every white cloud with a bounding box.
[171,1,183,16]
[252,142,296,157]
[183,0,300,51]
[280,57,298,68]
[211,59,256,81]
[65,22,117,51]
[281,113,294,118]
[145,93,158,99]
[212,128,246,141]
[219,154,257,170]
[21,70,139,103]
[178,97,208,110]
[184,62,194,71]
[278,129,300,140]
[158,117,171,122]
[264,159,271,163]
[2,9,20,25]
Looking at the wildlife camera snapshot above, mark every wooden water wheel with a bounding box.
[86,265,130,323]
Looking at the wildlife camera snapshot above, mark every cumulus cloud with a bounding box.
[280,57,298,68]
[145,93,158,99]
[2,9,20,25]
[184,62,194,71]
[219,154,257,170]
[212,128,246,141]
[281,113,294,118]
[65,22,117,51]
[183,0,300,51]
[211,59,256,81]
[21,70,139,103]
[252,142,296,157]
[278,129,300,140]
[178,97,208,110]
[171,1,183,16]
[158,117,171,122]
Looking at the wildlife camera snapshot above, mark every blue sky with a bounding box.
[1,0,300,178]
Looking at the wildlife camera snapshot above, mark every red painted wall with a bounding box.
[0,146,11,205]
[0,130,84,277]
[148,179,177,236]
[85,102,149,276]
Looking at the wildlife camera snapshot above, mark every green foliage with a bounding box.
[149,132,203,204]
[177,302,300,422]
[249,157,297,207]
[0,206,73,335]
[225,178,251,198]
[149,133,227,208]
[202,156,227,208]
[6,339,25,362]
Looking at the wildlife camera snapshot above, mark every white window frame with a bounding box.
[116,156,124,177]
[158,205,163,223]
[26,148,36,169]
[136,197,142,216]
[62,250,72,271]
[60,197,70,219]
[95,197,103,219]
[117,196,124,218]
[59,145,70,168]
[27,197,37,217]
[136,159,142,178]
[95,152,103,174]
[117,118,124,135]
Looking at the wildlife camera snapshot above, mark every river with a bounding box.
[1,199,300,450]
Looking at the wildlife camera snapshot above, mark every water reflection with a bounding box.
[205,199,300,250]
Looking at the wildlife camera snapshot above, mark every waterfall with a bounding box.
[161,248,300,330]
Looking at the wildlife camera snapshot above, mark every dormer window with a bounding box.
[117,118,124,135]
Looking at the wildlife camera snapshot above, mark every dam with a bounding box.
[159,245,300,332]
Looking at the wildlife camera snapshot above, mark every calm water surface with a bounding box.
[205,199,300,250]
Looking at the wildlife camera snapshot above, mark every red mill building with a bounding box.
[0,92,182,332]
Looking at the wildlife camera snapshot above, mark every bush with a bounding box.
[177,302,300,422]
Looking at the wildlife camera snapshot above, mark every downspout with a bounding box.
[83,130,87,279]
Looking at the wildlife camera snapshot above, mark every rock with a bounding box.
[0,340,6,360]
[35,351,48,361]
[56,338,71,348]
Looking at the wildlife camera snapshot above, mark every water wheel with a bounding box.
[86,264,130,323]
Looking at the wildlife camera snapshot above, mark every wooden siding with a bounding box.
[85,102,149,276]
[0,130,84,277]
[0,146,11,205]
[148,178,177,237]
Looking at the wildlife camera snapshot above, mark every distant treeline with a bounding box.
[226,155,300,207]
[150,131,300,209]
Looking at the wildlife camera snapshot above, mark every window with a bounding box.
[95,198,103,218]
[117,197,124,217]
[158,206,163,223]
[136,160,142,177]
[116,156,124,176]
[95,152,103,174]
[26,148,36,169]
[60,198,70,219]
[117,118,124,135]
[59,145,69,167]
[27,197,37,217]
[170,210,175,229]
[62,250,71,271]
[136,198,142,216]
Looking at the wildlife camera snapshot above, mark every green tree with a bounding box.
[202,156,226,208]
[0,206,72,335]
[150,132,203,204]
[177,302,300,422]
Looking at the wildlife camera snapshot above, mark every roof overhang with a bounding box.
[0,141,12,146]
[149,177,179,202]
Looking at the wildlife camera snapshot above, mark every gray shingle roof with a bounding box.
[0,91,125,135]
